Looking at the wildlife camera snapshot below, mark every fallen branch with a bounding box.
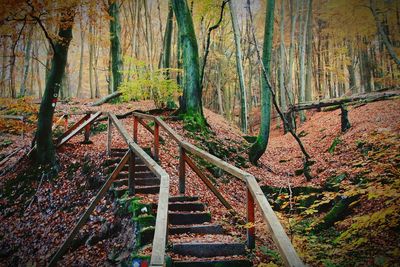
[90,91,122,107]
[289,90,400,112]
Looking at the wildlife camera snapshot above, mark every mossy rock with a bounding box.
[134,214,155,228]
[138,226,155,246]
[324,173,347,191]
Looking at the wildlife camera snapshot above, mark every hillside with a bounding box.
[0,98,399,266]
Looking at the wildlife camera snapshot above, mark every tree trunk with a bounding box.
[249,0,275,165]
[36,9,74,165]
[1,37,7,97]
[109,0,123,92]
[35,40,43,98]
[371,0,400,67]
[19,27,33,97]
[172,0,206,128]
[160,1,173,73]
[287,0,299,105]
[229,1,248,134]
[76,14,84,98]
[305,0,313,102]
[298,0,309,122]
[89,22,94,99]
[279,0,286,111]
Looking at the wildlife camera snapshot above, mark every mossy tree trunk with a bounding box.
[36,10,74,165]
[108,0,123,92]
[249,0,275,165]
[172,0,206,129]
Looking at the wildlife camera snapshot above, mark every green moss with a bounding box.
[134,214,156,228]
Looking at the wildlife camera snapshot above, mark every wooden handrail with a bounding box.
[108,113,169,267]
[129,112,304,267]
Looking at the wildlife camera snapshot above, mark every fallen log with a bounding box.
[289,90,400,112]
[90,92,122,107]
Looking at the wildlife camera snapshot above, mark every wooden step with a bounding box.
[105,157,146,166]
[172,242,246,257]
[169,212,211,225]
[169,196,199,203]
[113,185,160,197]
[172,259,252,267]
[113,178,160,187]
[118,171,156,179]
[106,164,149,173]
[169,224,224,235]
[168,202,205,212]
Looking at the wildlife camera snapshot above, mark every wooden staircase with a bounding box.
[168,196,252,267]
[105,148,161,197]
[106,149,252,267]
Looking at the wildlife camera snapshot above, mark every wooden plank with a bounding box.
[133,116,138,142]
[245,175,304,267]
[149,172,170,267]
[132,111,156,120]
[154,122,160,161]
[0,147,24,167]
[154,117,184,143]
[246,188,255,249]
[181,141,248,180]
[184,154,237,216]
[107,117,112,156]
[57,112,101,147]
[179,147,186,194]
[0,115,24,120]
[56,113,90,143]
[48,151,130,267]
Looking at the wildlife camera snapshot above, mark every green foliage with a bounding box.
[328,137,342,154]
[120,57,181,108]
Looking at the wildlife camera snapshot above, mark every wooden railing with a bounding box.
[107,113,169,267]
[131,112,304,267]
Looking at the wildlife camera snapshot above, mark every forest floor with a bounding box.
[0,97,399,266]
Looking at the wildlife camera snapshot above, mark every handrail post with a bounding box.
[179,146,186,194]
[83,122,91,143]
[107,116,112,156]
[154,120,160,161]
[133,116,138,142]
[128,150,135,195]
[64,114,68,131]
[247,188,255,249]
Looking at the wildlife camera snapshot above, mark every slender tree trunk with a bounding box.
[305,0,313,101]
[298,0,309,122]
[35,40,42,98]
[160,1,173,73]
[76,13,84,97]
[109,0,123,92]
[172,0,206,127]
[1,37,7,97]
[89,22,94,99]
[36,9,74,165]
[249,0,275,165]
[279,0,286,112]
[229,0,248,133]
[287,0,299,105]
[19,27,33,97]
